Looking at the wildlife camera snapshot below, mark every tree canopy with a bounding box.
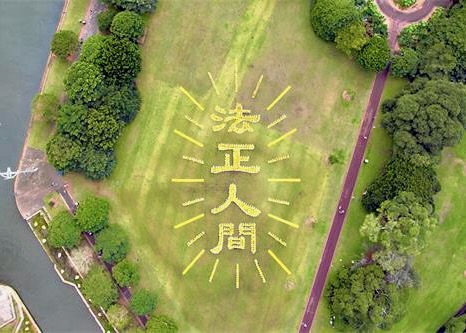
[382,79,466,157]
[82,266,118,309]
[362,156,441,212]
[64,61,104,104]
[51,30,78,59]
[130,289,157,315]
[47,211,81,249]
[107,304,131,331]
[80,35,108,63]
[310,0,360,41]
[56,103,88,141]
[335,21,369,56]
[112,259,140,287]
[85,107,122,151]
[46,133,82,172]
[326,264,407,331]
[95,225,129,263]
[75,195,109,233]
[111,11,144,41]
[357,36,391,72]
[390,48,419,79]
[91,36,141,84]
[100,84,140,123]
[80,147,116,180]
[103,0,157,13]
[97,8,118,34]
[360,192,437,256]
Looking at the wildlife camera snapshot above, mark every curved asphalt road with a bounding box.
[298,1,452,331]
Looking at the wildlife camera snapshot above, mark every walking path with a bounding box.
[298,1,452,331]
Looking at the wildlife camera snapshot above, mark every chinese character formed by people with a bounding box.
[211,103,260,134]
[211,183,261,217]
[211,143,260,174]
[210,223,257,254]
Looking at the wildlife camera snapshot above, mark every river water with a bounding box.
[0,1,98,332]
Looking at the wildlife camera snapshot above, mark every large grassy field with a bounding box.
[68,0,376,331]
[313,78,466,332]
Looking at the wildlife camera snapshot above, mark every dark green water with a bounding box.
[0,1,98,332]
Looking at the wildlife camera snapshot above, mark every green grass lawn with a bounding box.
[313,76,466,332]
[67,0,377,331]
[27,0,89,150]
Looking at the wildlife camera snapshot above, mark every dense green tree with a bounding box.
[91,36,141,84]
[51,30,78,59]
[362,157,441,212]
[100,84,140,123]
[80,35,108,63]
[147,315,178,333]
[111,11,144,41]
[32,93,60,122]
[390,48,419,78]
[130,289,157,315]
[335,22,369,56]
[86,107,122,151]
[418,42,457,79]
[82,266,118,309]
[64,61,104,104]
[80,147,116,180]
[47,211,81,248]
[97,8,119,33]
[326,264,407,331]
[112,259,140,287]
[103,0,157,13]
[95,225,129,263]
[360,192,438,256]
[382,80,466,157]
[107,304,131,331]
[75,195,109,233]
[357,36,391,72]
[56,104,88,141]
[310,0,360,41]
[445,314,466,333]
[46,133,82,172]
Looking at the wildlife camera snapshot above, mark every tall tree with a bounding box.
[335,21,369,56]
[82,266,118,309]
[51,30,78,59]
[46,133,82,172]
[360,192,438,256]
[110,11,144,41]
[357,35,391,72]
[64,61,104,104]
[310,0,360,41]
[95,225,129,263]
[47,211,81,249]
[75,195,109,233]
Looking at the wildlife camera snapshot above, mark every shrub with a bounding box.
[112,259,140,287]
[46,133,82,172]
[64,61,104,104]
[75,195,109,233]
[130,289,157,315]
[97,8,119,33]
[82,266,118,309]
[310,0,360,42]
[32,93,60,122]
[47,211,81,248]
[395,0,416,8]
[51,30,78,59]
[357,35,391,72]
[107,304,131,331]
[111,11,144,41]
[95,225,129,263]
[103,0,157,13]
[328,149,346,165]
[147,315,178,333]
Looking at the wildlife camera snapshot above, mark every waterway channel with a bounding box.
[0,1,98,331]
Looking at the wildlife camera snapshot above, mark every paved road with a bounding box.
[298,68,389,333]
[376,0,451,22]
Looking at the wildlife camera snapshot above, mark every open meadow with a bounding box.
[67,0,376,330]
